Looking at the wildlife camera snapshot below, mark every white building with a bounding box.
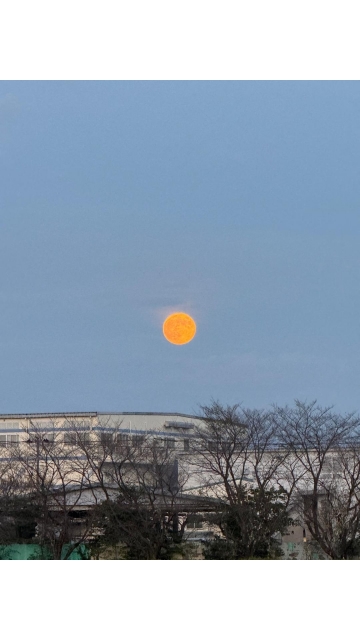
[0,411,326,557]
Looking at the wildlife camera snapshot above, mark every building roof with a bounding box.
[0,411,199,420]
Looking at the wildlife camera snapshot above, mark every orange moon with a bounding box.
[163,313,197,345]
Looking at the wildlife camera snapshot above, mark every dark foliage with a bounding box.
[89,499,185,560]
[204,489,292,559]
[0,495,40,544]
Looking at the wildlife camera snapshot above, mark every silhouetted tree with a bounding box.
[10,419,94,559]
[203,487,292,559]
[75,426,189,559]
[274,400,360,559]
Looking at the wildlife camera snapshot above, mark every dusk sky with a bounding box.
[1,81,360,415]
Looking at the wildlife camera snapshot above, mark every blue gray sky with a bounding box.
[1,81,360,414]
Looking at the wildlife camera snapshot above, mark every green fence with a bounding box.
[0,543,90,560]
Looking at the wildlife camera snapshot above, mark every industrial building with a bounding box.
[0,411,322,558]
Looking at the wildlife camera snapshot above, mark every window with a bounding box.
[100,432,113,447]
[43,433,55,443]
[115,433,129,452]
[164,438,175,450]
[1,422,19,430]
[116,433,129,445]
[186,515,203,529]
[64,432,91,446]
[0,434,19,447]
[132,435,145,449]
[39,422,54,430]
[184,438,190,451]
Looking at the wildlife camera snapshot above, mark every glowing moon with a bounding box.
[163,313,197,345]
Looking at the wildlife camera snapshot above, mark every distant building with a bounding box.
[0,411,330,558]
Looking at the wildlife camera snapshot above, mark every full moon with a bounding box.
[163,313,197,345]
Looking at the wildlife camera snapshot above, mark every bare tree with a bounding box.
[190,401,289,500]
[11,419,94,559]
[189,402,254,504]
[0,449,37,551]
[274,400,360,559]
[0,416,191,560]
[5,400,360,560]
[189,401,292,558]
[72,423,190,559]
